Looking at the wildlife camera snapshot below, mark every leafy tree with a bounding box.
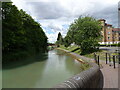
[64,16,102,54]
[63,31,73,47]
[2,2,47,64]
[2,2,23,52]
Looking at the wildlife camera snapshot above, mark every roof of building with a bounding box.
[112,28,120,31]
[105,23,112,26]
[98,19,106,21]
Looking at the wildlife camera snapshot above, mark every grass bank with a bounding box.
[60,45,81,54]
[59,45,118,61]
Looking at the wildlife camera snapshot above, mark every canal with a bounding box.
[2,49,82,88]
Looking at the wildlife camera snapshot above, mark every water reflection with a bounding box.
[2,56,48,88]
[0,70,2,89]
[3,52,48,69]
[65,55,81,75]
[3,49,82,88]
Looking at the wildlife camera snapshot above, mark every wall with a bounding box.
[105,26,113,43]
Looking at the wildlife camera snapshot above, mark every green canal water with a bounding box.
[2,49,82,88]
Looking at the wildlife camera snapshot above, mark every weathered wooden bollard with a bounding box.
[118,51,120,64]
[106,53,107,64]
[94,53,97,63]
[97,55,99,65]
[109,53,111,66]
[113,55,115,69]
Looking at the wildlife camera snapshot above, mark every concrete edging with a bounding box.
[52,48,103,88]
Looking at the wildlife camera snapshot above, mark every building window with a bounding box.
[108,32,110,34]
[108,37,110,40]
[108,26,110,29]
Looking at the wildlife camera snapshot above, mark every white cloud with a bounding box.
[46,32,59,43]
[11,0,120,43]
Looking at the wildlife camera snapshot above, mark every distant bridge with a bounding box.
[47,43,57,47]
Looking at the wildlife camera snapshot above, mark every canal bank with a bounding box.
[53,48,103,88]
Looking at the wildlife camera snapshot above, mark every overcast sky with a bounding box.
[11,0,119,43]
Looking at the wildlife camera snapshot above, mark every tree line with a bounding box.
[56,16,102,55]
[2,2,47,64]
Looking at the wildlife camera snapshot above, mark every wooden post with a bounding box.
[94,53,97,63]
[109,53,111,66]
[118,51,120,64]
[106,53,107,64]
[113,55,115,68]
[98,55,99,65]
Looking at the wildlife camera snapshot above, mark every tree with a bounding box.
[64,16,102,54]
[2,2,48,64]
[56,32,63,46]
[63,30,74,47]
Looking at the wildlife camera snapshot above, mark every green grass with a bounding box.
[79,62,90,71]
[74,49,81,54]
[59,45,68,50]
[60,45,81,54]
[100,43,120,47]
[59,45,119,62]
[83,50,119,63]
[84,50,118,60]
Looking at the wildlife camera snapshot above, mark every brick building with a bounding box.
[99,19,120,44]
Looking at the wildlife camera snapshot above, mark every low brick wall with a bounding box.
[52,48,103,89]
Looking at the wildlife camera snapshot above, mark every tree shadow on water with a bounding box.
[2,52,48,70]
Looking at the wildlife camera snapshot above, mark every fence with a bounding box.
[94,52,120,69]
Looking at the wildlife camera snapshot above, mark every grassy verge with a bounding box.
[84,50,118,62]
[60,45,81,54]
[100,43,120,47]
[79,62,90,71]
[59,45,118,62]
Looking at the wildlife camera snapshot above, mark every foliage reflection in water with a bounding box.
[3,49,82,88]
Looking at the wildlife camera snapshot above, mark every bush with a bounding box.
[100,43,119,47]
[118,43,120,47]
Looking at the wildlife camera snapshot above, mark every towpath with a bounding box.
[58,48,119,88]
[71,51,119,88]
